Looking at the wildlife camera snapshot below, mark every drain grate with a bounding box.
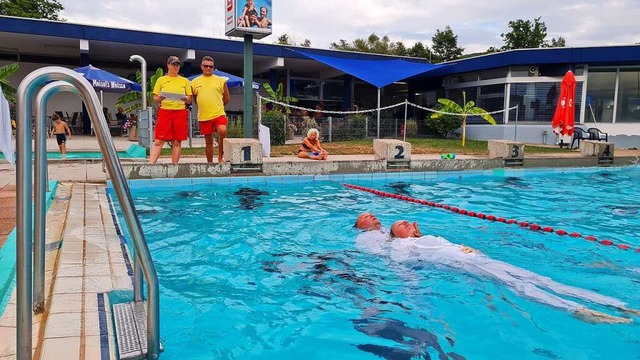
[114,301,162,360]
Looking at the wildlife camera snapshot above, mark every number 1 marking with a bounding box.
[241,145,251,161]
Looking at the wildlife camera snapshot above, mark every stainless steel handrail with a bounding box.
[129,55,146,301]
[33,81,81,314]
[16,67,161,359]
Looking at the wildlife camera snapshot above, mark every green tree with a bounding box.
[275,34,292,45]
[116,68,163,113]
[430,91,496,147]
[330,33,409,56]
[275,34,310,47]
[431,26,464,63]
[501,17,548,50]
[0,0,65,20]
[262,82,297,114]
[548,36,566,48]
[0,63,19,103]
[407,42,431,59]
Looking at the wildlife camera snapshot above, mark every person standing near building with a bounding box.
[191,56,230,163]
[149,56,192,164]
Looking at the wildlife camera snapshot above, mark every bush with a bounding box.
[226,117,243,138]
[345,114,367,140]
[426,106,462,138]
[405,119,418,137]
[299,116,318,136]
[261,110,286,146]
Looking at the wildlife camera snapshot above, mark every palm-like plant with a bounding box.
[262,82,297,114]
[116,68,163,113]
[0,63,19,103]
[431,91,496,146]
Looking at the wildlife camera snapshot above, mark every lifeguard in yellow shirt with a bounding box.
[150,55,192,164]
[191,56,230,163]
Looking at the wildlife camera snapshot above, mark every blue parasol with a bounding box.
[73,65,142,92]
[188,69,260,91]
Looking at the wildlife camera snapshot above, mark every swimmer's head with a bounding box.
[390,220,422,238]
[355,212,381,231]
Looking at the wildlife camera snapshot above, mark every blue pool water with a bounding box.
[112,167,640,360]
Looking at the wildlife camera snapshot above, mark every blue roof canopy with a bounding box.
[290,49,442,88]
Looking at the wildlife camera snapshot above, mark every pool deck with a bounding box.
[0,135,639,359]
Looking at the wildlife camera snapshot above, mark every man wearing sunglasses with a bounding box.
[191,56,230,163]
[150,55,192,164]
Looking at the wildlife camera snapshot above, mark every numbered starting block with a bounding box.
[488,140,524,166]
[374,139,411,169]
[581,140,614,165]
[223,138,263,172]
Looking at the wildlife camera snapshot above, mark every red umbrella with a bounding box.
[551,71,576,142]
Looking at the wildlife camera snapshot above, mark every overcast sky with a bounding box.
[59,0,640,54]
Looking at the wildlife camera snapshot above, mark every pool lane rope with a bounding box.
[343,183,639,254]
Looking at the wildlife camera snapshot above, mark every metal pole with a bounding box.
[34,81,81,314]
[129,55,147,302]
[328,117,332,142]
[377,88,381,138]
[257,93,262,126]
[16,67,161,359]
[129,55,147,109]
[188,109,193,148]
[514,105,519,141]
[403,100,408,142]
[243,34,254,138]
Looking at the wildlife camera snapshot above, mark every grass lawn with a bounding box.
[162,138,572,156]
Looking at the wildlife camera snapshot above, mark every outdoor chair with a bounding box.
[587,127,608,142]
[571,127,590,149]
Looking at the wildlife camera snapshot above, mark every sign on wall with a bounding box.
[225,0,272,39]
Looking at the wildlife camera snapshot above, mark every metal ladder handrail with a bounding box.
[33,81,82,314]
[16,67,161,359]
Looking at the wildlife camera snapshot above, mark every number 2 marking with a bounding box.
[394,145,405,159]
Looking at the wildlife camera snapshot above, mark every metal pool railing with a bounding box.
[16,67,161,359]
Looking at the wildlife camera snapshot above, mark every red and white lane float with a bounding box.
[343,183,639,254]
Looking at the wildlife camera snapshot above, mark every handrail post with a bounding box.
[130,54,148,302]
[16,67,161,360]
[33,82,81,314]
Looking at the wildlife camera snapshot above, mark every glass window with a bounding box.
[477,84,506,124]
[509,82,582,123]
[615,69,640,123]
[479,68,507,80]
[585,70,616,123]
[322,81,344,101]
[289,79,321,100]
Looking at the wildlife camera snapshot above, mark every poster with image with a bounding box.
[225,0,272,39]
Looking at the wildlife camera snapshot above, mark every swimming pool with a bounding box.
[112,167,640,359]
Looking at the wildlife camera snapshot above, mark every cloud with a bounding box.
[60,0,640,54]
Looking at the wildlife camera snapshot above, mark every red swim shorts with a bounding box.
[155,108,188,141]
[198,115,228,136]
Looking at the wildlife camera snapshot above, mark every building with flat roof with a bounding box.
[1,16,639,146]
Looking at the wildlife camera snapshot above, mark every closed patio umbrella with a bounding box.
[551,70,576,147]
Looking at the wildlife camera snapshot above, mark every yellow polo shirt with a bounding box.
[153,75,192,110]
[191,75,227,121]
